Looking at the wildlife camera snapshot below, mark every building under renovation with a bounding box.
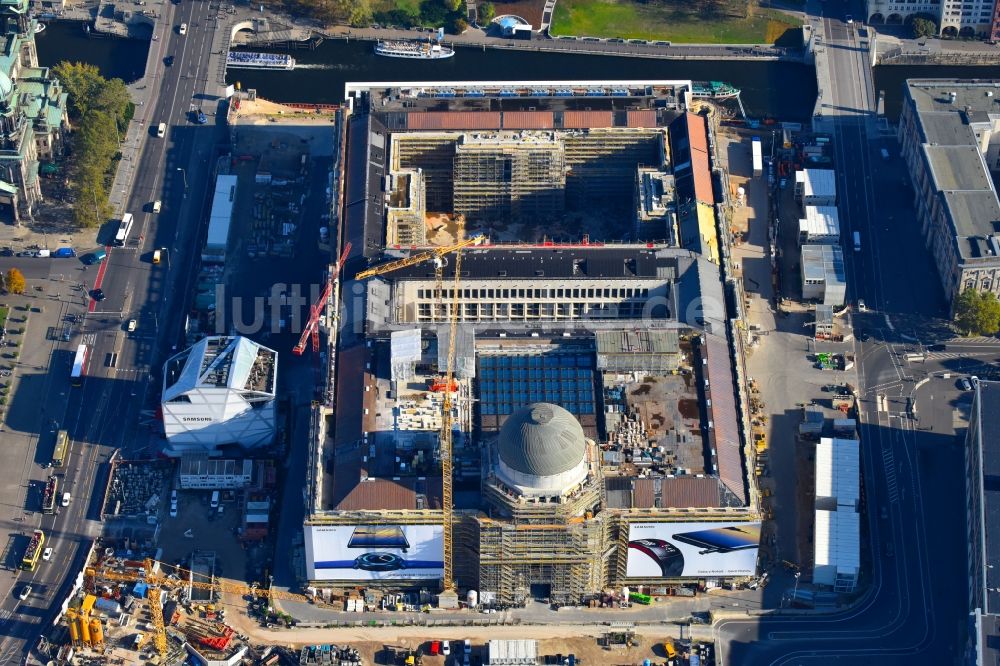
[305,81,760,606]
[477,403,605,604]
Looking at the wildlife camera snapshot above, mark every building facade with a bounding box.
[867,0,997,38]
[966,380,1000,664]
[898,80,1000,309]
[161,336,278,456]
[0,0,69,222]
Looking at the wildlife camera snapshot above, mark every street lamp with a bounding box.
[176,167,188,192]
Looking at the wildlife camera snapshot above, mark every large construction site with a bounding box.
[304,80,764,609]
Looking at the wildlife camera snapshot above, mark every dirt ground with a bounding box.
[219,606,701,662]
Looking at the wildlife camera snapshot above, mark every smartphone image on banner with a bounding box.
[671,525,761,554]
[347,526,410,550]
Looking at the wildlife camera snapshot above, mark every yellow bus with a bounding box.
[52,430,70,468]
[21,530,44,571]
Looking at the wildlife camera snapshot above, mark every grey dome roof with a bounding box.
[498,403,586,478]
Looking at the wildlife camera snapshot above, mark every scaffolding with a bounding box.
[452,135,566,224]
[476,515,607,606]
[392,134,456,211]
[563,129,664,211]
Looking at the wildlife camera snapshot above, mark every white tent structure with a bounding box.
[161,336,278,456]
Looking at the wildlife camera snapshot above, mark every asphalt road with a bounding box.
[715,0,966,662]
[0,1,225,660]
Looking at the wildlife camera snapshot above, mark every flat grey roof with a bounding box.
[905,80,1000,265]
[801,244,846,287]
[924,145,993,192]
[905,80,1000,117]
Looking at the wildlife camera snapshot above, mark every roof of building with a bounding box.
[604,476,723,508]
[801,244,847,287]
[702,333,747,505]
[669,112,714,206]
[365,246,685,281]
[799,206,841,238]
[206,175,237,250]
[815,437,859,507]
[163,336,277,401]
[814,507,860,572]
[924,145,993,191]
[795,169,836,198]
[595,330,679,356]
[970,380,1000,614]
[498,403,587,479]
[903,80,1000,265]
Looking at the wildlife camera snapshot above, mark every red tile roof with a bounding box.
[502,111,555,129]
[626,110,657,128]
[407,112,502,131]
[563,110,614,129]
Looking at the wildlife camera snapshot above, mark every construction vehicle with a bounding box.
[84,558,320,657]
[663,640,677,659]
[354,223,483,602]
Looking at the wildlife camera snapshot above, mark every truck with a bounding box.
[853,231,861,252]
[752,137,763,177]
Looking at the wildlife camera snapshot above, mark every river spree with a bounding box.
[36,20,1000,122]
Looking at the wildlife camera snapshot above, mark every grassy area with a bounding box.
[0,306,8,330]
[551,0,801,44]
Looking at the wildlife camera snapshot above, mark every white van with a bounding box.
[35,249,50,258]
[152,200,162,213]
[210,491,220,509]
[157,123,166,138]
[852,231,861,252]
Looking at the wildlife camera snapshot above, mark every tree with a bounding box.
[449,16,468,33]
[443,0,463,11]
[478,1,495,24]
[5,268,24,295]
[954,288,1000,336]
[909,15,937,38]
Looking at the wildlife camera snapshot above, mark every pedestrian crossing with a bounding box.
[881,442,899,504]
[948,336,1000,345]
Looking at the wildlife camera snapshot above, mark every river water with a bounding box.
[35,20,1000,122]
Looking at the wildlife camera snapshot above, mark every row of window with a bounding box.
[414,286,654,300]
[413,301,658,320]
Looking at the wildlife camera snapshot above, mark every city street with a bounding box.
[714,0,969,662]
[0,0,227,659]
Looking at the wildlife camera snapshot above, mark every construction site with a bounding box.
[303,80,764,610]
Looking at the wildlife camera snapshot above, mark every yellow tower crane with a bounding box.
[85,559,317,657]
[353,223,481,600]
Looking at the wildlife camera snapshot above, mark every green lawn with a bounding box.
[0,307,8,330]
[551,0,800,44]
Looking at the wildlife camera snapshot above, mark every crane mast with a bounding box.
[354,222,478,601]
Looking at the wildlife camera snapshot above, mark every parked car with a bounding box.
[442,641,451,656]
[127,319,137,332]
[857,299,866,312]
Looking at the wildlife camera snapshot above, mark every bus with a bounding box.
[21,530,44,571]
[114,213,134,246]
[52,429,70,468]
[70,344,89,387]
[41,476,58,514]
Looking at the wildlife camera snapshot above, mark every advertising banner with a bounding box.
[306,524,444,581]
[626,521,761,578]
